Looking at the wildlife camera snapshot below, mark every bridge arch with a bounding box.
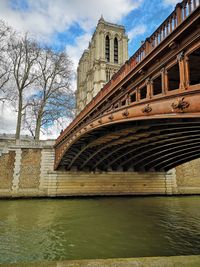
[56,116,200,172]
[55,1,200,172]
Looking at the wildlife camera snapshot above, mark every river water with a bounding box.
[0,196,200,264]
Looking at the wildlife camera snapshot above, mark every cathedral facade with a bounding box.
[76,16,128,114]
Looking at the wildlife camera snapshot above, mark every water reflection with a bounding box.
[0,196,200,263]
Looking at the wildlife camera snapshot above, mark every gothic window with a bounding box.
[114,37,118,64]
[105,35,110,62]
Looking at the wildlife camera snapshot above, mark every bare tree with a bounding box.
[0,21,74,140]
[25,48,75,140]
[0,20,12,101]
[7,33,40,139]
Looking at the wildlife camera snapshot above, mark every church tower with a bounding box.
[76,16,128,114]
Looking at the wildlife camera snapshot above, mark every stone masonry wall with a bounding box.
[176,158,200,194]
[0,151,15,190]
[0,139,199,198]
[19,149,41,189]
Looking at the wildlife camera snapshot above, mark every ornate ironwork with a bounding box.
[146,77,151,85]
[108,114,114,120]
[122,110,129,117]
[142,104,152,114]
[177,51,184,61]
[169,41,177,50]
[139,68,145,75]
[171,97,190,111]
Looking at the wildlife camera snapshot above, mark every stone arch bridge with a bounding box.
[55,0,200,173]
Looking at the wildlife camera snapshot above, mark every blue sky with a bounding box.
[0,0,179,72]
[46,0,179,59]
[0,0,180,137]
[123,0,177,53]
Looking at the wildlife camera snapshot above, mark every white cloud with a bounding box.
[66,33,92,71]
[0,0,144,78]
[128,24,147,43]
[163,0,180,6]
[0,0,144,79]
[0,0,143,42]
[40,117,73,140]
[0,101,71,140]
[0,0,143,137]
[0,102,17,134]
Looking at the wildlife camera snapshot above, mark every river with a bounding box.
[0,196,200,264]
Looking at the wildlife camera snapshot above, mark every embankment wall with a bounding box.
[0,139,199,198]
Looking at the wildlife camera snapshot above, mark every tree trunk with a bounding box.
[15,94,22,140]
[35,110,43,141]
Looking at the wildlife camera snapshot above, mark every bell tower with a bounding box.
[76,16,128,114]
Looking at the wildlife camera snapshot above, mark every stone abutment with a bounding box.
[0,138,200,198]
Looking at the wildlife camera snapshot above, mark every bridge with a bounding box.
[55,0,200,172]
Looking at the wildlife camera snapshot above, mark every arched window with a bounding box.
[105,35,110,62]
[114,37,118,63]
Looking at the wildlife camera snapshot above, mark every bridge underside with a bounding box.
[58,118,200,172]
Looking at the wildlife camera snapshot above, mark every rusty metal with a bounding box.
[142,104,152,114]
[171,97,190,111]
[122,110,129,117]
[108,114,114,121]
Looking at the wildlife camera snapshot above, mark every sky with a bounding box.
[0,0,180,139]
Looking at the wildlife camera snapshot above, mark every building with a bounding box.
[76,16,128,114]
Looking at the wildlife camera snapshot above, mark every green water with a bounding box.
[0,196,200,264]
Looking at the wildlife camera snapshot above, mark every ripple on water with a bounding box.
[0,197,200,263]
